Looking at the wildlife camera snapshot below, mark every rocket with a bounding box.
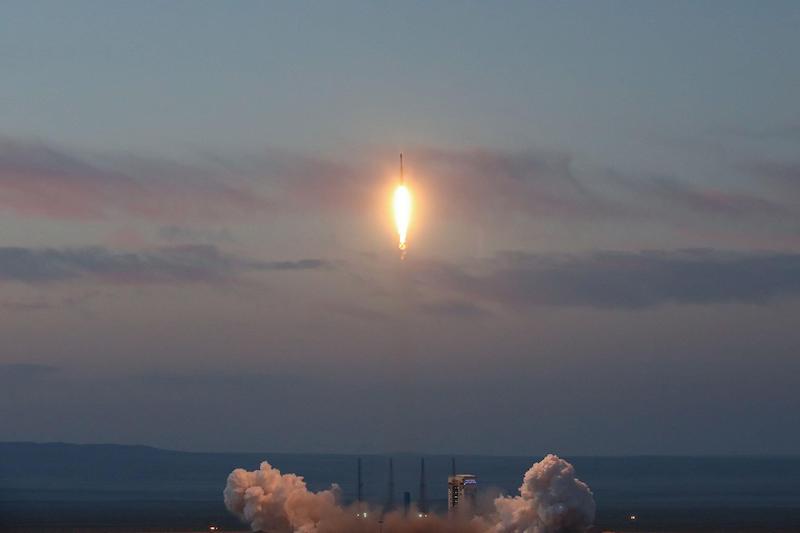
[393,153,412,255]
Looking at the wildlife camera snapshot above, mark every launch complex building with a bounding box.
[357,457,478,516]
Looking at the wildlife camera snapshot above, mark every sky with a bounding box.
[1,1,800,455]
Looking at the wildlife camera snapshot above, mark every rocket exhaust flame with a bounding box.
[393,154,412,257]
[393,184,411,252]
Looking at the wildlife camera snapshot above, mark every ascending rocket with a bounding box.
[393,153,412,257]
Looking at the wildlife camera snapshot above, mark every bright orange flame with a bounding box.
[393,183,412,253]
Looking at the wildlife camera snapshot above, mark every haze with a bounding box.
[1,1,799,455]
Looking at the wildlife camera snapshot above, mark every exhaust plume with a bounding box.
[491,454,595,533]
[224,461,350,532]
[224,454,595,533]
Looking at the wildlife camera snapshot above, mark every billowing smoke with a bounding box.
[224,454,595,533]
[491,454,595,533]
[223,461,351,533]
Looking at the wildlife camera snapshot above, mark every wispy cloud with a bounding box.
[747,159,800,193]
[419,299,491,318]
[722,120,800,142]
[0,138,270,221]
[248,146,617,220]
[0,245,327,285]
[611,174,782,216]
[414,249,800,309]
[1,300,52,312]
[413,146,612,219]
[2,137,796,237]
[280,145,788,222]
[158,225,236,244]
[0,363,59,382]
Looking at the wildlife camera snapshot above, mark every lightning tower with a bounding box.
[384,458,395,514]
[419,457,428,515]
[357,458,363,505]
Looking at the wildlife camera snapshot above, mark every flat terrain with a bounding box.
[2,443,799,532]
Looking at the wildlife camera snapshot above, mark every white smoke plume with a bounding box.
[223,461,351,533]
[224,454,595,533]
[491,454,595,533]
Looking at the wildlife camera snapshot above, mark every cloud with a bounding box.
[415,249,800,309]
[411,147,795,224]
[723,121,800,142]
[278,144,787,224]
[261,258,327,271]
[1,300,52,312]
[747,159,800,193]
[413,146,611,219]
[613,174,782,216]
[2,136,794,238]
[0,363,59,382]
[0,293,100,315]
[131,371,305,391]
[419,299,491,318]
[158,225,236,244]
[0,245,327,285]
[271,146,618,221]
[0,137,269,221]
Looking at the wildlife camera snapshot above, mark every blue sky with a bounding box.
[1,1,799,455]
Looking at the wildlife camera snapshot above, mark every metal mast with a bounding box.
[385,458,395,514]
[357,457,363,505]
[418,458,428,514]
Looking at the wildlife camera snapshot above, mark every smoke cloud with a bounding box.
[491,454,596,533]
[224,454,595,533]
[224,461,349,533]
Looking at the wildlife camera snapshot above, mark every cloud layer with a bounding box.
[4,137,795,231]
[0,245,326,285]
[416,249,800,309]
[0,138,269,221]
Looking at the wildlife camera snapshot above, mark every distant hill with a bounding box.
[0,442,253,528]
[0,442,401,500]
[0,442,235,497]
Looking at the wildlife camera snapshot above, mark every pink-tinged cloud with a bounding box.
[262,151,378,212]
[277,146,796,226]
[0,138,270,222]
[3,137,793,233]
[273,146,620,222]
